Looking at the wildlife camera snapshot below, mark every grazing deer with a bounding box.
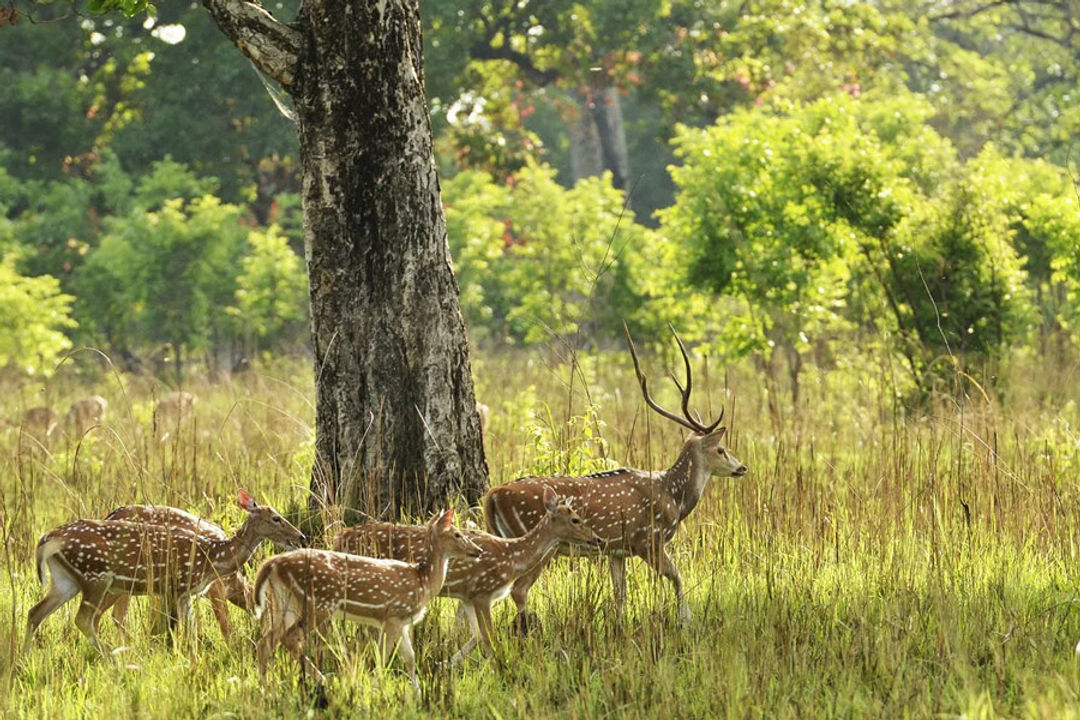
[24,490,305,654]
[65,395,108,437]
[154,390,196,442]
[484,327,748,626]
[104,504,251,638]
[21,406,58,441]
[254,508,483,694]
[334,487,602,663]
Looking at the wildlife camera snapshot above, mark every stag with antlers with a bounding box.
[484,326,748,626]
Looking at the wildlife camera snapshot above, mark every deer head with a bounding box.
[237,490,307,549]
[626,324,747,479]
[427,508,483,559]
[541,486,604,547]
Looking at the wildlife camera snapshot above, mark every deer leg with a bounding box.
[641,547,690,625]
[474,597,505,670]
[75,585,118,655]
[23,560,81,653]
[450,602,480,666]
[161,594,191,645]
[380,620,403,670]
[255,623,281,677]
[206,579,233,639]
[398,624,420,698]
[610,555,628,617]
[256,605,296,676]
[111,594,132,635]
[452,601,470,632]
[382,616,430,695]
[510,561,546,635]
[475,598,497,657]
[283,617,326,683]
[225,573,251,612]
[280,618,307,671]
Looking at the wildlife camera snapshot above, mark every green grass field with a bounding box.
[3,349,1080,719]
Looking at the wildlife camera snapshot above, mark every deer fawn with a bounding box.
[253,508,483,694]
[66,395,108,437]
[24,490,304,654]
[334,487,602,663]
[104,504,251,638]
[484,327,748,626]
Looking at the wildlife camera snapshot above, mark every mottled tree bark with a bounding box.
[590,85,631,193]
[570,85,631,193]
[570,92,604,184]
[204,0,488,518]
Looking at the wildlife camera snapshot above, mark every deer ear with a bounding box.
[431,508,455,531]
[543,486,558,512]
[237,490,257,512]
[702,426,727,447]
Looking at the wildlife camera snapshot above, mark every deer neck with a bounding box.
[663,442,709,520]
[416,539,452,602]
[505,515,560,574]
[205,518,264,577]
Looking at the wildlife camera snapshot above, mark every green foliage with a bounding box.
[131,156,218,211]
[0,65,96,180]
[83,0,152,17]
[76,194,246,360]
[5,0,1080,390]
[228,225,308,351]
[885,170,1033,358]
[663,93,1044,391]
[443,162,701,345]
[0,254,76,375]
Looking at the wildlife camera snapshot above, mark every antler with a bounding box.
[624,323,724,435]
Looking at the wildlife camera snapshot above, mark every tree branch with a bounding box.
[202,0,300,88]
[929,0,1011,22]
[469,43,557,86]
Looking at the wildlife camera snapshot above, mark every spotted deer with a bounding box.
[253,509,483,695]
[334,487,602,663]
[65,395,108,437]
[485,327,748,626]
[21,406,58,441]
[153,390,196,442]
[104,504,251,638]
[24,491,305,654]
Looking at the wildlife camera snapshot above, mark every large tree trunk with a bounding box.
[204,0,488,519]
[589,85,631,192]
[570,85,631,193]
[569,92,604,184]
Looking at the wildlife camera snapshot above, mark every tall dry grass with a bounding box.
[2,346,1080,718]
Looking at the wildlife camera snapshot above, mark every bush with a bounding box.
[0,254,76,376]
[443,161,704,345]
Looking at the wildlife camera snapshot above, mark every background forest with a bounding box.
[4,0,1080,405]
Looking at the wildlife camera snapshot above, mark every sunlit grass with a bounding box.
[3,348,1080,718]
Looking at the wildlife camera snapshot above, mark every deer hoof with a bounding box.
[513,610,541,636]
[311,682,330,710]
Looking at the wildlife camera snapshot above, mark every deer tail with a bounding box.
[483,489,510,538]
[35,536,65,588]
[252,561,275,620]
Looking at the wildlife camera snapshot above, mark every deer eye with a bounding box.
[273,516,283,523]
[455,532,462,538]
[571,517,581,525]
